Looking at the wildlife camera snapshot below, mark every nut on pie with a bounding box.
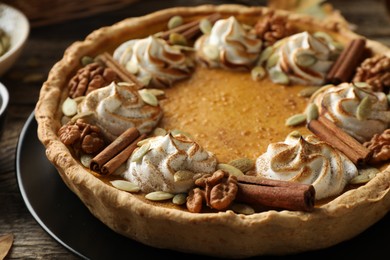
[35,4,390,258]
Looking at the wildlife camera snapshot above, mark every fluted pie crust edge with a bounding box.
[34,4,390,258]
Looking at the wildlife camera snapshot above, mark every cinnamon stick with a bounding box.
[90,127,140,173]
[100,133,146,175]
[96,52,143,89]
[236,175,315,212]
[326,38,366,84]
[307,116,372,165]
[157,13,222,41]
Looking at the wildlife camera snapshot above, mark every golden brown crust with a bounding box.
[35,4,390,258]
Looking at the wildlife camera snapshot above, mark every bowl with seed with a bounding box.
[0,81,9,137]
[0,3,29,76]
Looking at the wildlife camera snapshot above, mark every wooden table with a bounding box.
[1,0,390,259]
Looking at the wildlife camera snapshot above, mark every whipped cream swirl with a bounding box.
[266,31,338,86]
[194,16,262,70]
[123,133,217,194]
[311,82,390,142]
[256,134,357,200]
[78,82,163,141]
[113,35,195,88]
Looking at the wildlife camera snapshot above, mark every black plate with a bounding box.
[16,112,390,259]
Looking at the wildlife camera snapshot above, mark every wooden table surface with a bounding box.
[1,0,390,259]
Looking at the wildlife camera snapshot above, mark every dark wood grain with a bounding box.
[0,0,389,259]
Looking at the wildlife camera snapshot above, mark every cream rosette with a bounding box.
[311,82,390,143]
[265,31,339,86]
[78,82,163,141]
[123,132,218,194]
[113,35,195,88]
[255,134,357,200]
[194,16,262,70]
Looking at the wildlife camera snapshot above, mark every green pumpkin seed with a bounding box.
[251,66,266,81]
[266,52,279,68]
[257,46,273,66]
[139,89,159,106]
[110,180,140,192]
[305,103,319,122]
[217,163,244,177]
[174,170,194,182]
[199,18,212,34]
[230,203,255,215]
[81,56,94,66]
[295,52,317,67]
[153,127,167,136]
[298,86,321,97]
[228,158,254,173]
[285,113,307,126]
[168,15,183,29]
[172,193,187,205]
[350,167,379,185]
[356,96,372,120]
[269,70,289,85]
[288,130,302,138]
[169,32,187,46]
[131,142,150,162]
[145,191,175,201]
[80,154,93,168]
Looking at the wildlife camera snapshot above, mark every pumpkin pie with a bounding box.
[35,4,390,258]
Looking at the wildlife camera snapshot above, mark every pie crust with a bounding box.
[35,4,390,258]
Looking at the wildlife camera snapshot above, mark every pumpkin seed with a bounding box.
[199,18,212,34]
[131,142,150,162]
[269,70,289,85]
[228,158,254,173]
[139,89,159,106]
[70,111,94,123]
[110,180,140,192]
[295,52,317,67]
[80,154,93,168]
[350,167,379,185]
[171,129,193,139]
[356,96,372,120]
[153,127,167,136]
[174,170,194,182]
[168,15,183,29]
[313,31,333,43]
[202,44,219,61]
[288,130,302,138]
[298,86,321,97]
[353,82,369,88]
[145,88,165,98]
[137,137,154,146]
[62,97,78,117]
[256,46,273,66]
[285,113,307,126]
[145,191,175,201]
[230,203,255,215]
[266,52,279,68]
[251,66,266,81]
[81,56,94,66]
[305,103,319,122]
[172,193,187,205]
[169,32,187,46]
[217,163,244,177]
